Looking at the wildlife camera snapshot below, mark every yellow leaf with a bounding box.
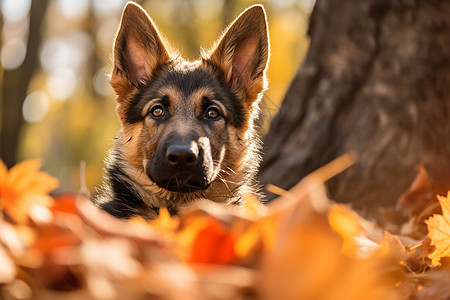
[0,159,58,223]
[328,204,362,255]
[425,191,450,266]
[234,223,260,258]
[150,207,179,232]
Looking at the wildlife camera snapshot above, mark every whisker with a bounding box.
[165,178,172,191]
[182,174,193,185]
[220,177,232,193]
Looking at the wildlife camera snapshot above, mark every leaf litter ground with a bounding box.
[0,155,449,299]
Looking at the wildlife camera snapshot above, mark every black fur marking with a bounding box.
[95,153,156,219]
[125,92,147,124]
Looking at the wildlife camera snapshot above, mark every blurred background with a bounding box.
[0,0,314,192]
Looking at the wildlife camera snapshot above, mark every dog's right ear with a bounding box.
[111,2,170,96]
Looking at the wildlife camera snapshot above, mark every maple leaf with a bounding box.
[0,159,59,223]
[425,191,450,266]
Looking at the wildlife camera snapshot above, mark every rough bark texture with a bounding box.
[0,0,49,168]
[258,0,450,214]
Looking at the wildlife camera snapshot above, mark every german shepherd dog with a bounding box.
[94,2,269,219]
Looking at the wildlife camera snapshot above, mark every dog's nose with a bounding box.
[166,144,197,167]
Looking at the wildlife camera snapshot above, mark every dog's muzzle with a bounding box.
[147,138,213,193]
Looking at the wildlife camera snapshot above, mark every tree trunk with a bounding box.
[0,0,49,168]
[258,0,450,215]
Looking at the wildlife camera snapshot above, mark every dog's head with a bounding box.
[110,2,269,195]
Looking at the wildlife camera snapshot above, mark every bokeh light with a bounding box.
[1,38,26,70]
[1,0,31,22]
[92,0,127,16]
[56,0,89,19]
[22,91,50,123]
[93,67,113,96]
[47,67,77,100]
[192,0,224,20]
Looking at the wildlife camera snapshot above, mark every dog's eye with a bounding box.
[150,105,164,118]
[206,107,220,119]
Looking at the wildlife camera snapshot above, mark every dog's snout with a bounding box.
[149,137,209,192]
[166,144,198,167]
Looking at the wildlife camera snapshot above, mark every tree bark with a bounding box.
[258,0,450,215]
[0,0,49,167]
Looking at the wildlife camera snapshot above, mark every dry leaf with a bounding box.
[425,192,450,266]
[52,193,79,215]
[31,224,80,254]
[0,245,16,283]
[179,215,237,264]
[0,159,59,223]
[149,207,179,232]
[2,154,450,299]
[81,238,142,279]
[258,207,402,300]
[328,204,362,256]
[397,165,433,215]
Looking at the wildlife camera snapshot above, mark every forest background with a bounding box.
[0,0,313,192]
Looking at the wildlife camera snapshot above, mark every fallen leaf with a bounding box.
[180,216,237,264]
[2,279,32,299]
[52,193,79,215]
[258,203,403,300]
[397,166,434,215]
[0,245,16,283]
[328,204,362,255]
[32,224,80,254]
[149,207,179,232]
[0,159,58,223]
[414,270,450,299]
[425,192,450,266]
[81,238,142,279]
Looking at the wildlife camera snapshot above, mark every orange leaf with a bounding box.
[0,159,59,223]
[234,223,261,258]
[52,193,79,215]
[425,191,450,266]
[32,224,80,254]
[150,207,179,232]
[129,207,179,242]
[185,217,237,264]
[328,204,362,255]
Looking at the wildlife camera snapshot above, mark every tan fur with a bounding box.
[121,124,143,167]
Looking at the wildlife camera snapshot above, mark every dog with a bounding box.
[93,1,270,219]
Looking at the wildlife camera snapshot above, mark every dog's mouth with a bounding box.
[155,173,210,193]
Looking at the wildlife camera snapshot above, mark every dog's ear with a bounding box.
[205,5,269,104]
[111,2,170,95]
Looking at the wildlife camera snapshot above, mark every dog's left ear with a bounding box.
[205,5,269,104]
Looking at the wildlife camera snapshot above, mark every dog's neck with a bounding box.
[120,157,249,216]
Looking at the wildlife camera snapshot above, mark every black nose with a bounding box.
[166,144,197,167]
